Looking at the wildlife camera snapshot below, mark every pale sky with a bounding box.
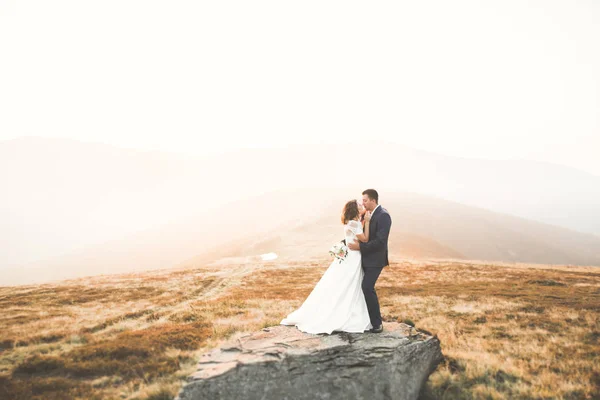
[1,0,599,174]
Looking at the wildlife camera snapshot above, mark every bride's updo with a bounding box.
[341,199,360,224]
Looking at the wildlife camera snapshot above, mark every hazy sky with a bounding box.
[1,1,599,174]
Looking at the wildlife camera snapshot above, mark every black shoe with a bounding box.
[369,324,383,333]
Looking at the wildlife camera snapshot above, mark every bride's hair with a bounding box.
[341,199,359,224]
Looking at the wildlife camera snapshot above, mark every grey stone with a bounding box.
[175,322,443,400]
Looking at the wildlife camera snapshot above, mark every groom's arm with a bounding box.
[359,213,391,255]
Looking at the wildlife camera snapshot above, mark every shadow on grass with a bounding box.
[418,355,523,400]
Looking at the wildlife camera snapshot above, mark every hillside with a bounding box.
[0,257,598,399]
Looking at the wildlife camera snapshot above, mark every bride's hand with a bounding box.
[364,211,372,222]
[348,240,360,250]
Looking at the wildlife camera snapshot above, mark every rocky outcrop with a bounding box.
[175,322,443,400]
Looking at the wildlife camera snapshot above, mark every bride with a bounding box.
[280,199,373,334]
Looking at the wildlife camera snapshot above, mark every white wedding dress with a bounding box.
[280,219,373,334]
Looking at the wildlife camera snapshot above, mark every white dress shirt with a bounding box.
[372,204,380,215]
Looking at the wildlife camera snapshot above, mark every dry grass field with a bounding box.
[0,258,598,399]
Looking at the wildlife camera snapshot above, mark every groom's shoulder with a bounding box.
[380,206,391,220]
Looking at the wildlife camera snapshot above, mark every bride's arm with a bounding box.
[358,220,370,242]
[356,219,370,243]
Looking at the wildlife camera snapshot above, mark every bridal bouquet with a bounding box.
[329,240,348,263]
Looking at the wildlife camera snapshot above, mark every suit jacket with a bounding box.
[359,205,392,268]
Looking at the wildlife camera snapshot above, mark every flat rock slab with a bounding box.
[176,322,443,400]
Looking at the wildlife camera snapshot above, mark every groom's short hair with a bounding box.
[362,189,379,203]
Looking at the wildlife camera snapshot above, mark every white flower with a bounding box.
[329,241,348,263]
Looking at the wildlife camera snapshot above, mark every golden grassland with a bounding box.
[0,258,598,399]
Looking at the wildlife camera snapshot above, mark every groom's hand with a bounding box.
[348,240,360,251]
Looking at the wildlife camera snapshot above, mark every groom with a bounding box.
[348,189,392,333]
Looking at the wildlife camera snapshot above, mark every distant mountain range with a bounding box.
[1,137,599,285]
[181,192,600,267]
[3,188,600,286]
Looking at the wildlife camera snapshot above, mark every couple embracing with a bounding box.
[281,189,392,334]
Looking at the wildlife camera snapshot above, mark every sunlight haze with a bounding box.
[1,0,599,174]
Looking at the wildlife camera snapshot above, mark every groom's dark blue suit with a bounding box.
[359,204,392,328]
